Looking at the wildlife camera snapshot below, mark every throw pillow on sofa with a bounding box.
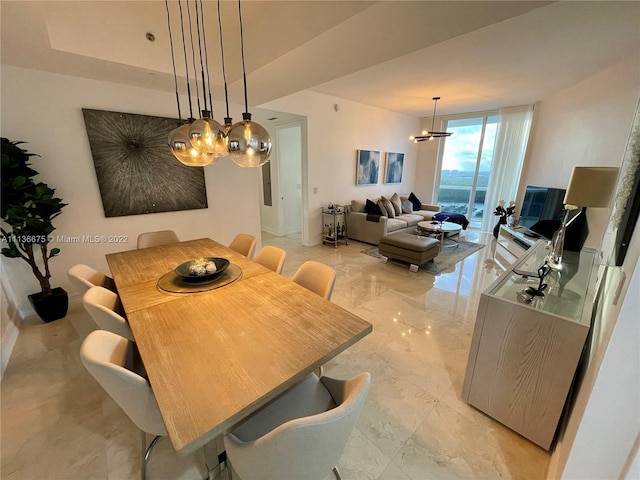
[377,200,389,217]
[389,193,403,216]
[400,196,414,214]
[408,192,422,211]
[380,196,395,218]
[365,199,382,215]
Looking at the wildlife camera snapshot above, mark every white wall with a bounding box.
[260,91,420,245]
[1,66,262,317]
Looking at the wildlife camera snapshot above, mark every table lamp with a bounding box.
[546,166,619,270]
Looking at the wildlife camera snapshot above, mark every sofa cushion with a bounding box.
[379,232,439,252]
[365,199,382,215]
[408,192,422,211]
[380,196,395,218]
[397,213,424,227]
[386,217,408,233]
[351,199,365,213]
[400,197,413,214]
[389,193,402,215]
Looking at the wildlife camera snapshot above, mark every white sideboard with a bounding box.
[495,225,538,268]
[462,241,597,450]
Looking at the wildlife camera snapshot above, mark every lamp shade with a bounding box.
[227,118,272,167]
[168,124,216,167]
[564,166,619,208]
[189,117,227,157]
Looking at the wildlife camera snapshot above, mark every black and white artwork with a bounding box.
[356,149,380,186]
[82,109,208,217]
[385,152,404,184]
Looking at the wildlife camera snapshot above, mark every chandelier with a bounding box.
[166,0,271,167]
[410,96,453,143]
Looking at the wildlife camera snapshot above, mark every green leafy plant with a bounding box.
[1,138,67,295]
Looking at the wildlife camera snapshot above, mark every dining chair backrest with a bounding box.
[254,246,287,274]
[224,372,371,480]
[228,233,257,258]
[80,329,167,437]
[136,230,179,249]
[83,286,135,342]
[292,260,336,300]
[67,263,116,294]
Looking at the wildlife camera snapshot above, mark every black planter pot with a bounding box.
[28,287,69,323]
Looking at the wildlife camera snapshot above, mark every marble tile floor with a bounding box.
[1,230,550,479]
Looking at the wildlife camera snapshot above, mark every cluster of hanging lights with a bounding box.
[166,0,272,167]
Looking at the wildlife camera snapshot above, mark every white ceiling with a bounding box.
[1,1,638,118]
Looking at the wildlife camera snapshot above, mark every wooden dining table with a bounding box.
[105,238,372,457]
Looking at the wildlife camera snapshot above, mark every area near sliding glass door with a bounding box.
[435,114,499,229]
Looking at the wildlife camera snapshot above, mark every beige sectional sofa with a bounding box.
[347,194,440,245]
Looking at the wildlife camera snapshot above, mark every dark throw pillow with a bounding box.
[365,199,382,216]
[408,192,422,211]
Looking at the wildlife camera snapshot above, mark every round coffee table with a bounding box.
[416,221,462,250]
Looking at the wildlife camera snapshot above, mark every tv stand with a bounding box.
[495,225,537,267]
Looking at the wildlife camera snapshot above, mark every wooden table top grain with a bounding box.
[106,238,372,455]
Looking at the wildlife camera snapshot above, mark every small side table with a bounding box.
[322,208,349,248]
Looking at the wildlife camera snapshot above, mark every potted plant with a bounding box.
[1,138,68,322]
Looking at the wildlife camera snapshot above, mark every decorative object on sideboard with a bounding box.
[1,138,68,322]
[492,200,516,238]
[410,97,454,142]
[384,152,404,184]
[82,109,208,217]
[165,0,271,167]
[356,149,380,185]
[546,166,619,271]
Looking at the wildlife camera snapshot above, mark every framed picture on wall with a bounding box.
[356,149,380,185]
[385,152,404,184]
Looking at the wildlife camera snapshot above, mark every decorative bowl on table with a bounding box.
[175,257,229,283]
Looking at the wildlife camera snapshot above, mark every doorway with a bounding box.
[259,119,304,239]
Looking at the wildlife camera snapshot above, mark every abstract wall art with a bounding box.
[385,152,404,184]
[356,149,380,186]
[82,109,208,217]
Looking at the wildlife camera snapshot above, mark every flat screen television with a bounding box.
[519,185,566,232]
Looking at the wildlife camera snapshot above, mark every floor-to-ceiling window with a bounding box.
[436,114,499,228]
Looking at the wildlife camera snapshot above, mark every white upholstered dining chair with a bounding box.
[253,246,287,274]
[136,230,179,249]
[228,233,257,258]
[82,286,134,342]
[67,263,116,294]
[80,330,166,480]
[292,260,336,300]
[224,372,371,480]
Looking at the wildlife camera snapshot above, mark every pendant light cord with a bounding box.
[431,97,438,133]
[186,0,201,117]
[199,0,214,117]
[218,0,230,120]
[165,0,182,123]
[238,0,249,116]
[177,0,194,120]
[194,0,209,115]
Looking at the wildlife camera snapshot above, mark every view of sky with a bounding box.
[440,116,499,176]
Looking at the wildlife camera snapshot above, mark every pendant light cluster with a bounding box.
[410,96,454,143]
[166,0,272,167]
